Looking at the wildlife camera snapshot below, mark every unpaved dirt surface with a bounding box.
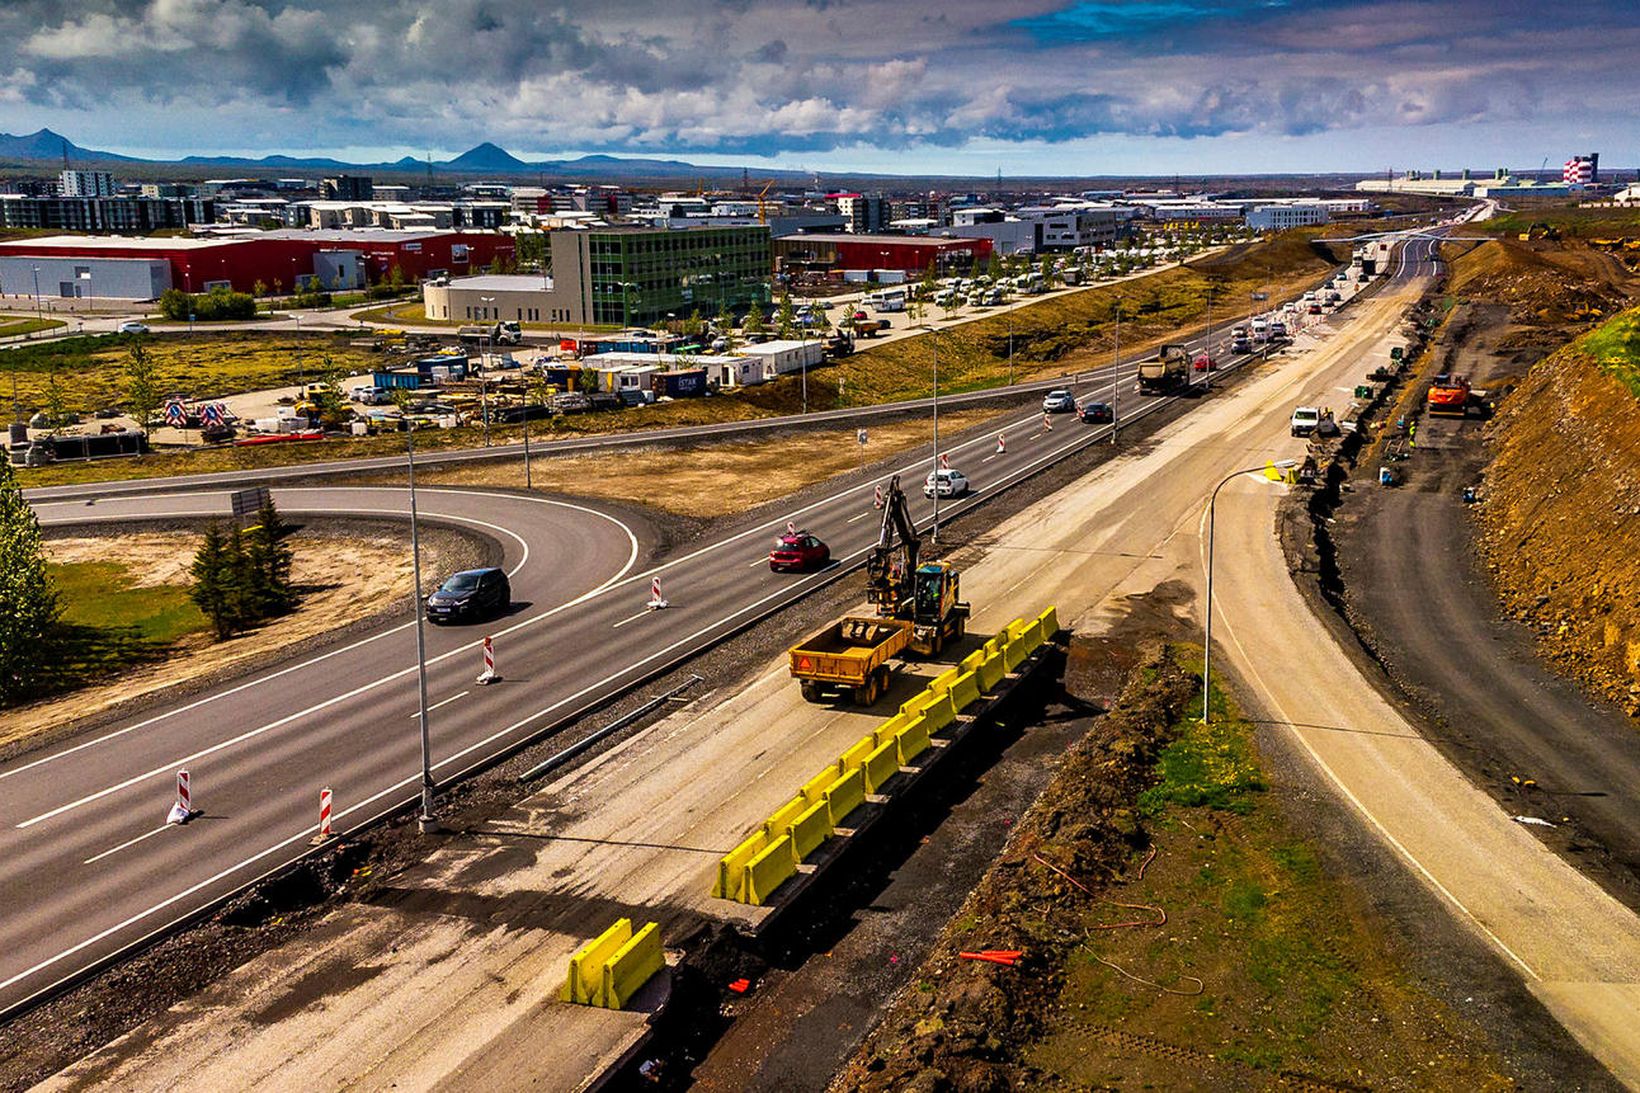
[363,408,1008,518]
[831,645,1528,1092]
[3,524,480,757]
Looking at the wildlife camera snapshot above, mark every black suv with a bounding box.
[426,567,510,624]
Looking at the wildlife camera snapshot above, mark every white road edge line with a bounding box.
[4,489,641,786]
[82,824,171,866]
[410,690,469,718]
[611,608,653,630]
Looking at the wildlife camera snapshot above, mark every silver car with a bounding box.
[1042,389,1076,413]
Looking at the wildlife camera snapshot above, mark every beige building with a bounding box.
[423,270,585,325]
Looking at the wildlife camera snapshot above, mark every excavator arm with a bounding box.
[866,475,920,616]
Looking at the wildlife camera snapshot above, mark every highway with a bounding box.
[25,231,1453,1090]
[0,255,1396,1018]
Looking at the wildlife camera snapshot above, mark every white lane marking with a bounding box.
[409,690,469,718]
[748,556,769,568]
[0,294,1290,997]
[82,824,171,866]
[15,360,1169,831]
[4,490,640,786]
[982,455,998,464]
[846,512,872,523]
[611,608,654,630]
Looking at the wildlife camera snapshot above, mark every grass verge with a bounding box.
[1577,306,1640,398]
[837,643,1511,1090]
[0,315,65,338]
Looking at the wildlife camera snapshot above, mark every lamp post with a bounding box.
[1110,296,1122,444]
[405,420,439,832]
[1201,459,1295,724]
[920,322,941,543]
[479,295,495,446]
[31,265,42,322]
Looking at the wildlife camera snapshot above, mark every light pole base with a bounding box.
[417,813,442,834]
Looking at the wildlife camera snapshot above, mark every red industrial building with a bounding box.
[770,233,991,275]
[0,229,513,299]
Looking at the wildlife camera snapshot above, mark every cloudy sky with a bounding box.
[1,0,1634,176]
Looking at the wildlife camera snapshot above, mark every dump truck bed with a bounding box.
[788,616,912,686]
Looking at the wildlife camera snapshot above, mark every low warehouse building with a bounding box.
[771,233,991,276]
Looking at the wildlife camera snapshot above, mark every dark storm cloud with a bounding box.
[0,0,1635,157]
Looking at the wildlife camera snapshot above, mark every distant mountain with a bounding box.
[0,128,143,165]
[445,142,532,172]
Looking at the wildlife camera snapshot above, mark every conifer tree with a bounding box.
[0,460,59,703]
[189,523,234,640]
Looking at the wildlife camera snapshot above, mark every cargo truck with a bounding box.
[788,475,969,704]
[1138,344,1191,394]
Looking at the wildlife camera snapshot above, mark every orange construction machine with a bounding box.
[1426,373,1473,417]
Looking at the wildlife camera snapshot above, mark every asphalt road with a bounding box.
[0,262,1375,1018]
[27,229,1453,1090]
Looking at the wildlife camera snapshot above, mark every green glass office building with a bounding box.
[562,225,771,326]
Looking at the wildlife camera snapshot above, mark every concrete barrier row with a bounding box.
[711,605,1060,907]
[561,917,664,1009]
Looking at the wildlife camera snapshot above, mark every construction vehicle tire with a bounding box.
[800,680,824,703]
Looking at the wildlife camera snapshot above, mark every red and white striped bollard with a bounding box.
[648,575,669,609]
[167,769,194,825]
[311,787,334,844]
[476,635,498,685]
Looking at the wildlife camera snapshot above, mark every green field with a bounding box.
[1578,306,1640,398]
[2,330,381,416]
[1484,205,1640,240]
[31,559,209,704]
[0,315,66,338]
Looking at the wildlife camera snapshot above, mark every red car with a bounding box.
[769,531,830,572]
[1193,354,1218,372]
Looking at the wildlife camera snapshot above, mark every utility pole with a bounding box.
[931,326,940,543]
[407,423,438,833]
[1111,297,1121,444]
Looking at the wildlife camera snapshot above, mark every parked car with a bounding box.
[1079,401,1114,424]
[924,468,971,498]
[117,321,149,334]
[425,567,510,623]
[1041,389,1077,413]
[1290,406,1321,437]
[769,531,831,572]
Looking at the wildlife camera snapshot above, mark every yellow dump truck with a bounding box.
[789,616,913,705]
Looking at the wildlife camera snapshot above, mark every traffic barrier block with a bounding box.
[713,829,770,899]
[837,735,875,775]
[977,649,1007,691]
[824,767,866,825]
[948,670,982,711]
[746,835,797,905]
[763,795,808,841]
[928,667,960,695]
[911,690,956,733]
[863,738,901,793]
[894,715,932,763]
[1036,605,1060,637]
[800,766,840,806]
[786,798,834,862]
[600,921,664,1009]
[960,649,986,673]
[872,711,912,747]
[562,918,632,1005]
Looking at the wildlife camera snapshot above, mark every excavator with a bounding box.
[788,475,970,704]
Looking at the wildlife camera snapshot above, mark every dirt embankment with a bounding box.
[1478,331,1640,717]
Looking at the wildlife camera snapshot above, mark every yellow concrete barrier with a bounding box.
[1036,605,1060,637]
[872,711,912,747]
[913,690,956,732]
[712,830,769,899]
[787,798,834,862]
[837,735,875,775]
[763,795,807,840]
[928,667,961,695]
[825,767,866,825]
[562,918,633,1005]
[894,715,932,763]
[947,669,982,711]
[960,649,986,673]
[863,737,901,793]
[745,835,797,905]
[977,649,1007,690]
[601,921,664,1009]
[801,766,840,806]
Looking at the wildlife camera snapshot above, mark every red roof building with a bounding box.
[770,233,991,275]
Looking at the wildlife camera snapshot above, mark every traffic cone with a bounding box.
[647,576,669,610]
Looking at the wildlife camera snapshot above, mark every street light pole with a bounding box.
[930,325,941,544]
[1201,460,1294,724]
[31,266,42,322]
[406,422,438,832]
[1111,297,1122,444]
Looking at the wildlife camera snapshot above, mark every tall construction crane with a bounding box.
[757,180,774,225]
